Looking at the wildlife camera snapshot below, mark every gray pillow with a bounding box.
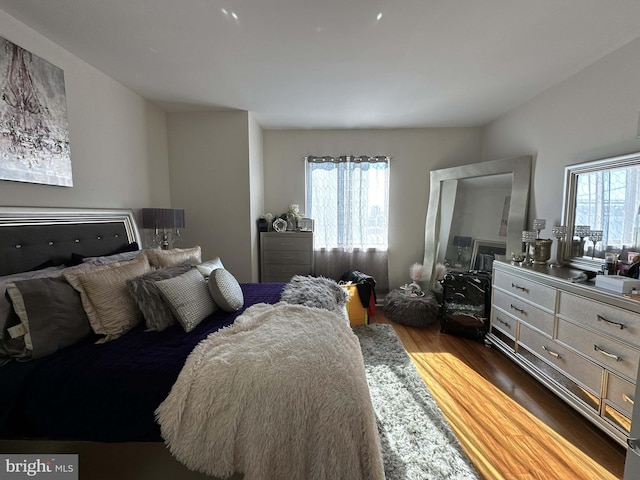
[5,277,92,361]
[126,263,194,331]
[0,266,66,365]
[208,269,244,312]
[280,275,349,315]
[156,269,217,332]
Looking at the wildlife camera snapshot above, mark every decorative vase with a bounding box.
[531,238,553,265]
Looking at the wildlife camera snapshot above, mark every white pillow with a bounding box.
[156,268,217,332]
[196,257,224,277]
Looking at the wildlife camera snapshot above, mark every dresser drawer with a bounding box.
[556,318,640,381]
[519,322,602,395]
[262,264,313,283]
[262,250,312,265]
[493,270,556,311]
[492,289,554,336]
[558,291,640,346]
[605,372,635,418]
[262,234,312,251]
[491,307,517,340]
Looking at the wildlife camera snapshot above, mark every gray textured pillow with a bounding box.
[126,263,194,331]
[280,275,349,315]
[5,277,92,360]
[156,268,217,332]
[208,268,244,312]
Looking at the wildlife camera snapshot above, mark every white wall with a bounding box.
[482,36,640,260]
[167,111,256,282]
[0,10,170,212]
[263,128,484,289]
[248,114,264,281]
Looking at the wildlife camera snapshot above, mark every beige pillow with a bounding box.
[145,246,202,268]
[64,254,151,342]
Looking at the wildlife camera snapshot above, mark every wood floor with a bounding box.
[371,309,627,480]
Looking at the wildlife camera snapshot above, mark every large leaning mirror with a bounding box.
[562,151,640,272]
[422,156,532,289]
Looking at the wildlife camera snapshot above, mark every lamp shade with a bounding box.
[142,208,185,230]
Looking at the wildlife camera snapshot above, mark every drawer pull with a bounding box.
[594,344,622,362]
[511,283,529,293]
[542,345,561,359]
[596,314,625,330]
[623,393,635,405]
[510,304,526,315]
[495,316,510,328]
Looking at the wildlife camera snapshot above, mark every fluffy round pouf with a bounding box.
[383,289,439,327]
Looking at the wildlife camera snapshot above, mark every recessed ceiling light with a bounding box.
[376,12,383,21]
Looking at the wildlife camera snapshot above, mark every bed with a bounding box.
[0,207,384,480]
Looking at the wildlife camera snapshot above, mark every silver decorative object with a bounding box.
[589,229,603,259]
[532,219,546,239]
[550,225,567,267]
[573,225,591,257]
[522,230,537,265]
[532,239,553,265]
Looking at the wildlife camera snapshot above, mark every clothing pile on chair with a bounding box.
[339,270,377,317]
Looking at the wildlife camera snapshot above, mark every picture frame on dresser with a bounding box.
[470,239,506,272]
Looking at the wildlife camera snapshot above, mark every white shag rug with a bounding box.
[354,323,479,480]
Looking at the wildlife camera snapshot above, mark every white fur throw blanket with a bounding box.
[155,302,384,480]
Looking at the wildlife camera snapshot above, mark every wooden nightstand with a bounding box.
[260,232,314,282]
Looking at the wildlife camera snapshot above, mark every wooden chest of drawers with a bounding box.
[489,261,640,447]
[259,232,314,283]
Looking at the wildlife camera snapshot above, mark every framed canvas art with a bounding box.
[0,36,72,186]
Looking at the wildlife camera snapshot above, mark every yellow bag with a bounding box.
[343,284,368,326]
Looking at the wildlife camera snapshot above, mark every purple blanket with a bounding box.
[0,282,284,442]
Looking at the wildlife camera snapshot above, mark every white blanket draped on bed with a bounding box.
[155,302,385,480]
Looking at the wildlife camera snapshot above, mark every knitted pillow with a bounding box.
[156,269,217,332]
[208,269,244,312]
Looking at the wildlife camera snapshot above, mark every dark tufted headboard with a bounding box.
[0,207,141,276]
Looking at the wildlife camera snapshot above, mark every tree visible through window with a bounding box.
[305,155,389,250]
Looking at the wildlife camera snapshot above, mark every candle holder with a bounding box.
[589,230,603,259]
[573,225,591,257]
[522,230,537,266]
[550,225,567,267]
[532,219,546,239]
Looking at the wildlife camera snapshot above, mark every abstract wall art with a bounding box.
[0,36,72,186]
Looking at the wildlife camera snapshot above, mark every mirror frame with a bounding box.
[561,150,640,270]
[422,155,532,289]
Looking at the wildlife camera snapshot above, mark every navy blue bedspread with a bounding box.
[0,282,285,442]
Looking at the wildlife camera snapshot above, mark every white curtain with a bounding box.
[306,155,390,293]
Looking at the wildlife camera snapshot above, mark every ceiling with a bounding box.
[2,0,640,129]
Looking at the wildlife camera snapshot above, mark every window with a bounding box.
[305,155,389,250]
[575,165,640,252]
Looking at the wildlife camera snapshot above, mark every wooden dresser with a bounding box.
[489,261,640,447]
[259,232,314,283]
